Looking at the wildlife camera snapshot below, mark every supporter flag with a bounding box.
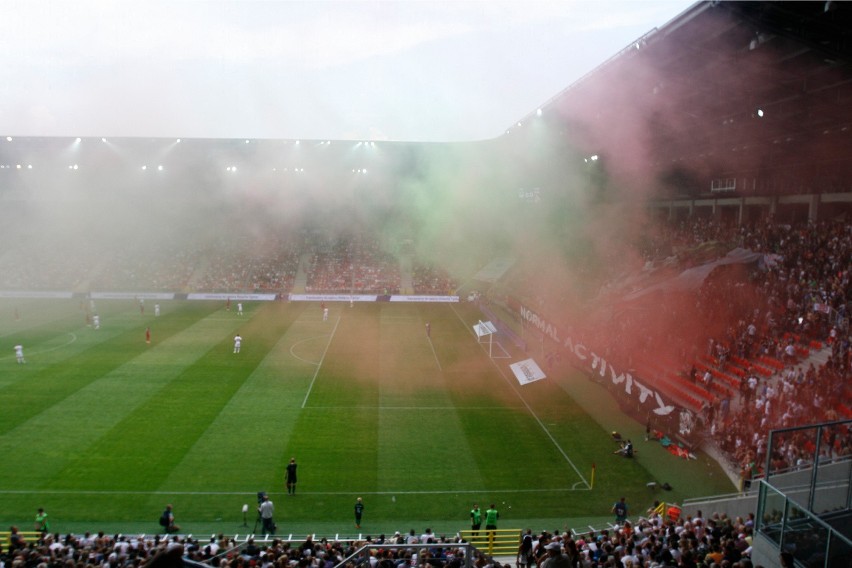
[666,444,696,460]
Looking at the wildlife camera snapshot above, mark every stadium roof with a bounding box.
[507,1,852,196]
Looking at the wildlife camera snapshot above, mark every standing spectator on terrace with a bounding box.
[285,457,298,495]
[517,529,533,568]
[234,333,242,354]
[8,525,25,550]
[14,344,25,364]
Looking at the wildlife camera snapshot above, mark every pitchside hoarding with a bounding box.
[509,299,676,417]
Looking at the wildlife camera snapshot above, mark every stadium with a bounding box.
[2,2,852,567]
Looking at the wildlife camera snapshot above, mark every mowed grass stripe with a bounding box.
[159,303,320,493]
[375,304,488,493]
[38,302,292,495]
[0,303,218,437]
[0,303,237,489]
[282,305,380,501]
[437,302,590,491]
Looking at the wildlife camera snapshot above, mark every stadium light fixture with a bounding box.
[536,108,542,117]
[141,165,147,170]
[756,108,764,118]
[158,165,164,171]
[16,164,21,169]
[75,137,82,143]
[245,139,250,144]
[176,138,181,143]
[102,137,107,142]
[6,136,11,142]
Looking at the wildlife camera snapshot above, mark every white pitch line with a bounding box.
[449,304,591,490]
[301,315,341,408]
[0,486,589,497]
[289,335,330,366]
[426,336,442,371]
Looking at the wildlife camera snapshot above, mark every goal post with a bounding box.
[473,320,510,359]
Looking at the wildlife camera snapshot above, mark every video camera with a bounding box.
[257,491,267,505]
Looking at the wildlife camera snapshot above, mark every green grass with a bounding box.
[0,299,735,537]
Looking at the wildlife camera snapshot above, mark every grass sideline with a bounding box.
[0,298,735,537]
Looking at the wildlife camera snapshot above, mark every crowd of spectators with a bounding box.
[411,264,457,296]
[502,216,852,484]
[1,506,766,568]
[305,236,400,295]
[92,245,201,292]
[192,237,300,294]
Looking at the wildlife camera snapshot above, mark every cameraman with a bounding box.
[258,494,275,534]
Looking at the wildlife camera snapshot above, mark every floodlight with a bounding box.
[756,108,764,117]
[6,136,11,142]
[536,108,542,116]
[101,137,107,142]
[157,165,163,171]
[142,165,147,170]
[176,138,181,143]
[16,164,21,169]
[27,164,32,169]
[75,137,81,143]
[295,140,300,145]
[245,139,250,144]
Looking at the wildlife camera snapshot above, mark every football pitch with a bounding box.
[0,299,735,536]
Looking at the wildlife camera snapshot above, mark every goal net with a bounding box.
[473,320,511,359]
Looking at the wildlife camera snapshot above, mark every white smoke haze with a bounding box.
[0,0,742,327]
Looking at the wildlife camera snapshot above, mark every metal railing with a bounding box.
[336,543,477,568]
[756,480,852,568]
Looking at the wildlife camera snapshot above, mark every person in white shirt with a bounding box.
[14,344,25,364]
[234,334,242,354]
